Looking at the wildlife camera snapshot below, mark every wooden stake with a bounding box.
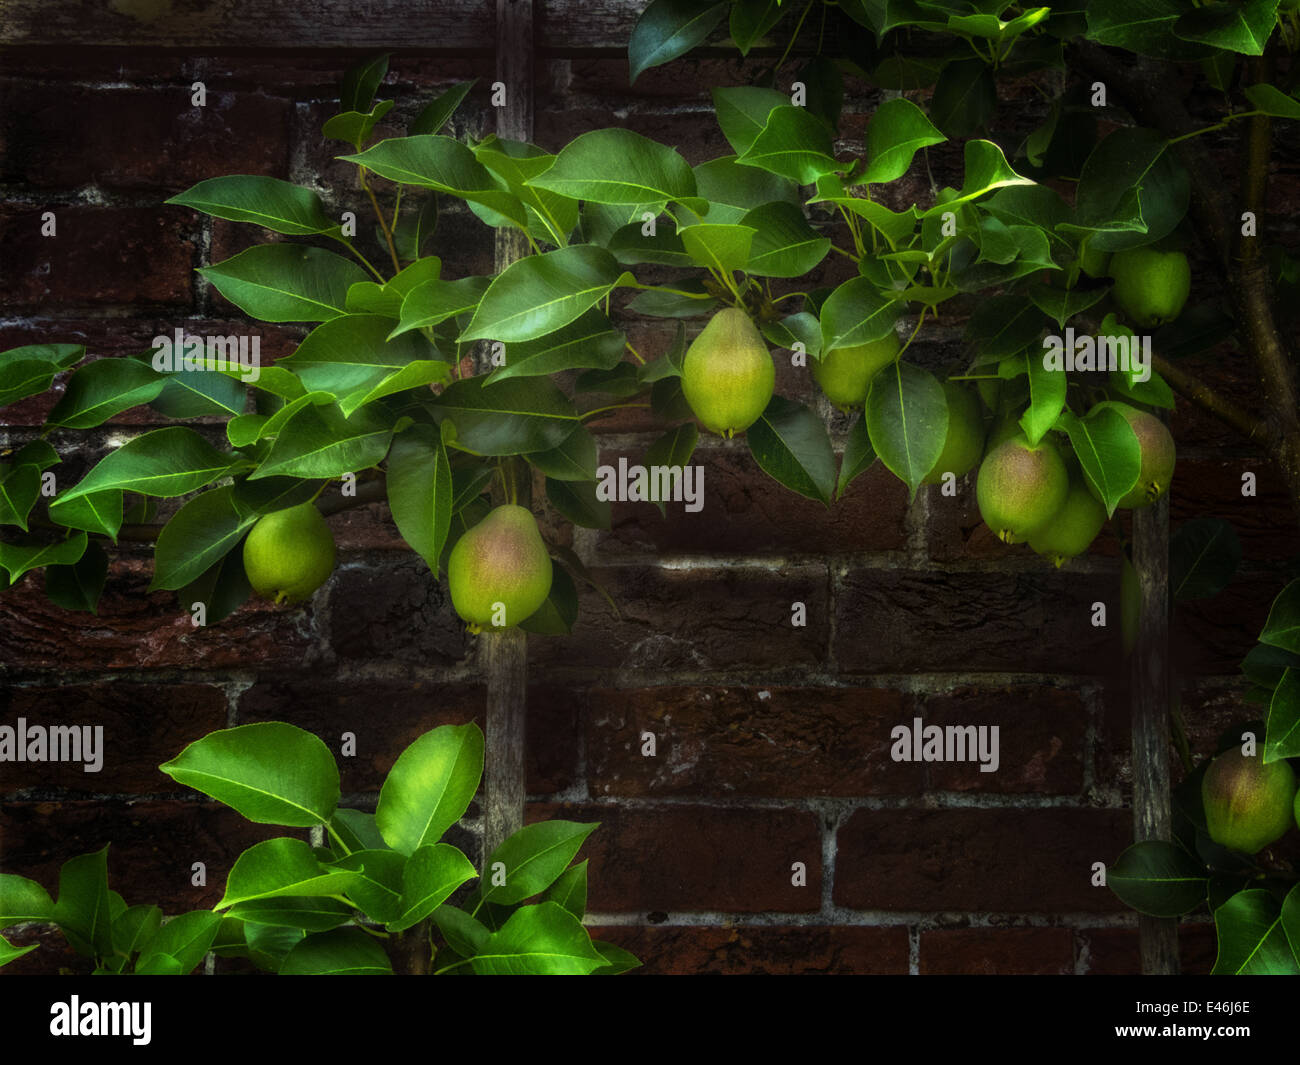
[481,0,535,862]
[1131,493,1179,974]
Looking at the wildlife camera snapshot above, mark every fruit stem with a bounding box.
[624,341,646,365]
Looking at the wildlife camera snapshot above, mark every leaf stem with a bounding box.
[358,166,402,274]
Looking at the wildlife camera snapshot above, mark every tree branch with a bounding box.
[1150,353,1269,445]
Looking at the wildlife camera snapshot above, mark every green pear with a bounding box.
[1028,474,1107,566]
[681,307,775,437]
[1110,403,1176,508]
[921,381,986,485]
[1109,248,1191,327]
[812,333,899,411]
[1078,243,1111,280]
[447,504,552,631]
[1202,747,1297,854]
[976,433,1069,543]
[242,502,336,605]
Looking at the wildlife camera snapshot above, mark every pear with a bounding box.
[1028,474,1107,566]
[447,504,552,631]
[242,502,336,605]
[921,381,986,485]
[812,333,899,411]
[1110,403,1176,508]
[1202,747,1297,855]
[976,434,1069,543]
[681,307,775,437]
[1078,243,1111,280]
[1109,248,1190,327]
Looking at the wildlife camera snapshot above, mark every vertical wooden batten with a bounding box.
[481,0,536,862]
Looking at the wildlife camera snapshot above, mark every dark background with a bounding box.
[1,0,1297,974]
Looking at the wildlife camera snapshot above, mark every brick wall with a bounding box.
[1,3,1296,976]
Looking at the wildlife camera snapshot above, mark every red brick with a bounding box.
[0,85,291,189]
[919,685,1088,794]
[528,802,821,913]
[835,568,1120,675]
[834,808,1131,913]
[588,923,909,975]
[0,206,195,309]
[919,926,1074,974]
[0,682,228,795]
[1079,923,1218,975]
[526,563,831,675]
[1170,457,1296,562]
[0,558,319,672]
[585,685,921,797]
[596,445,909,556]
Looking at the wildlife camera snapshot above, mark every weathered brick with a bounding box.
[0,558,319,672]
[595,445,909,557]
[835,568,1120,675]
[588,923,909,975]
[1079,923,1218,975]
[526,563,831,676]
[0,85,292,189]
[0,682,228,795]
[0,206,195,309]
[918,685,1088,794]
[834,808,1131,912]
[325,557,467,666]
[529,801,821,913]
[1170,457,1296,562]
[585,684,920,797]
[919,926,1075,974]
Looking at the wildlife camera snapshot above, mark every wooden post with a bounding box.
[1131,493,1179,974]
[482,0,536,862]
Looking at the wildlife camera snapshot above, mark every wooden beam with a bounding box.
[1131,494,1179,974]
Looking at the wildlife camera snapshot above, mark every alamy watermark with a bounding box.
[151,327,261,383]
[1042,326,1150,383]
[890,716,999,773]
[594,457,704,513]
[0,718,104,773]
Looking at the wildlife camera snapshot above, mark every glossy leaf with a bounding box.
[201,245,367,322]
[863,98,945,184]
[628,0,729,83]
[867,360,948,500]
[432,376,579,456]
[747,395,837,504]
[471,901,606,975]
[480,821,598,906]
[529,128,698,207]
[1108,840,1207,917]
[376,723,484,855]
[1212,889,1300,974]
[1261,581,1300,654]
[166,176,338,236]
[280,927,393,975]
[1054,406,1141,517]
[217,838,364,909]
[386,843,479,933]
[738,105,840,185]
[1169,518,1242,604]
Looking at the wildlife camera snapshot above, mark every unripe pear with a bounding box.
[922,381,985,485]
[681,307,775,437]
[976,434,1069,543]
[812,333,899,411]
[1028,474,1107,566]
[1109,248,1191,327]
[1110,403,1176,508]
[242,502,336,605]
[1202,747,1297,854]
[447,504,552,631]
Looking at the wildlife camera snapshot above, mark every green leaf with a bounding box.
[0,873,54,924]
[431,905,490,957]
[390,276,490,338]
[809,174,921,246]
[545,860,588,919]
[693,155,798,221]
[347,255,442,317]
[486,308,627,385]
[867,360,948,500]
[461,245,630,344]
[471,901,606,975]
[1086,0,1213,58]
[5,440,59,471]
[57,427,242,503]
[863,97,945,184]
[177,546,252,625]
[0,464,40,530]
[112,904,162,961]
[47,488,123,540]
[529,128,699,207]
[45,541,108,614]
[742,201,832,278]
[322,99,395,150]
[480,821,599,906]
[45,357,167,429]
[1212,889,1300,974]
[546,478,611,529]
[820,277,902,352]
[837,414,877,500]
[1264,668,1300,763]
[737,105,840,185]
[1054,406,1141,517]
[386,844,479,933]
[0,360,57,410]
[1019,353,1066,446]
[930,58,995,139]
[1261,581,1300,653]
[411,79,478,135]
[201,245,367,323]
[279,313,441,398]
[0,531,88,583]
[386,424,453,575]
[160,722,340,827]
[376,722,484,855]
[328,848,408,924]
[166,176,338,236]
[677,222,756,274]
[628,0,729,83]
[927,139,1034,215]
[1243,84,1300,121]
[1170,518,1242,603]
[250,402,394,480]
[0,342,84,370]
[340,53,389,113]
[730,0,784,53]
[330,809,390,855]
[52,846,114,958]
[518,558,580,634]
[591,938,644,975]
[1173,0,1277,55]
[151,365,247,420]
[137,910,222,974]
[1028,283,1107,329]
[712,86,792,156]
[747,395,837,504]
[225,897,354,932]
[527,425,599,482]
[432,376,579,456]
[217,838,364,909]
[280,927,393,975]
[1108,840,1207,917]
[341,136,526,226]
